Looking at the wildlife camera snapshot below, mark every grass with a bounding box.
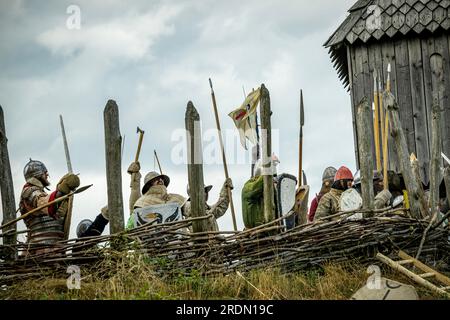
[0,251,447,300]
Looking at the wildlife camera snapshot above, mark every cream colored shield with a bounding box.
[340,188,363,220]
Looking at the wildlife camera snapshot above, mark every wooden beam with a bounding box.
[260,84,275,224]
[377,252,450,298]
[410,154,428,216]
[355,97,374,213]
[383,92,425,219]
[104,100,125,234]
[0,105,17,260]
[408,38,430,185]
[429,101,442,219]
[185,101,207,233]
[398,250,450,287]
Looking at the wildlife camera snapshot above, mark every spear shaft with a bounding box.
[209,78,238,231]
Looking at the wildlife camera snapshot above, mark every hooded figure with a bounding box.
[126,162,185,229]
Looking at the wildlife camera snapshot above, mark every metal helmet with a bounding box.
[142,171,170,194]
[353,170,383,186]
[187,184,213,196]
[76,219,93,238]
[322,166,337,182]
[23,159,47,181]
[334,166,354,181]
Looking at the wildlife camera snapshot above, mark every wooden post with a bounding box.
[185,101,207,233]
[0,106,17,258]
[259,84,275,223]
[383,92,424,219]
[410,153,428,216]
[104,100,124,234]
[429,103,442,219]
[444,167,450,211]
[355,97,374,213]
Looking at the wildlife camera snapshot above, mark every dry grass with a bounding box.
[0,251,447,300]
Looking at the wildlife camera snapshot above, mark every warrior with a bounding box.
[183,178,233,232]
[126,161,185,229]
[19,159,80,254]
[242,155,280,229]
[314,166,354,220]
[308,166,337,222]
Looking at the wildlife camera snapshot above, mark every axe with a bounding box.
[135,127,145,163]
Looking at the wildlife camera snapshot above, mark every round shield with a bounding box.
[339,188,363,212]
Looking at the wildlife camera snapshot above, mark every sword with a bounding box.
[60,115,74,240]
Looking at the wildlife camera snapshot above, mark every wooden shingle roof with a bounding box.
[325,0,450,88]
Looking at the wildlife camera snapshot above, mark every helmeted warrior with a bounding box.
[352,170,392,209]
[308,166,337,222]
[183,178,233,232]
[241,154,279,229]
[315,165,354,220]
[19,159,80,253]
[126,162,186,229]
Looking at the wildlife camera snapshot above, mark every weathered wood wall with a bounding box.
[348,32,450,185]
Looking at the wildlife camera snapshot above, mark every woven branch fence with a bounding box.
[1,210,449,283]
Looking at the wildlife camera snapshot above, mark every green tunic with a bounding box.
[241,176,265,229]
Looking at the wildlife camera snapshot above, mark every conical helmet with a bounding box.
[322,166,337,182]
[23,159,47,180]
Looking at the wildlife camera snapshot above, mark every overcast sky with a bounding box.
[0,0,357,238]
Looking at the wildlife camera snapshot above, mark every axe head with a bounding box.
[137,127,144,134]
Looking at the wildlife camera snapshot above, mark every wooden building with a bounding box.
[325,0,450,184]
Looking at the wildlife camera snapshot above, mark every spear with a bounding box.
[154,149,163,174]
[60,115,74,240]
[209,78,238,231]
[0,185,92,230]
[373,71,382,172]
[298,90,305,186]
[382,63,391,190]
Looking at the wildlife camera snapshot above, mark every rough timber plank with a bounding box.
[353,45,373,167]
[433,34,450,161]
[369,42,387,171]
[408,37,430,185]
[421,37,435,161]
[395,39,417,160]
[381,41,399,172]
[348,46,360,169]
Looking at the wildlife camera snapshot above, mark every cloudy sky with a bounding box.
[0,0,357,238]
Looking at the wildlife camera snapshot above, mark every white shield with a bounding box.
[133,202,182,228]
[277,174,297,216]
[339,188,363,220]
